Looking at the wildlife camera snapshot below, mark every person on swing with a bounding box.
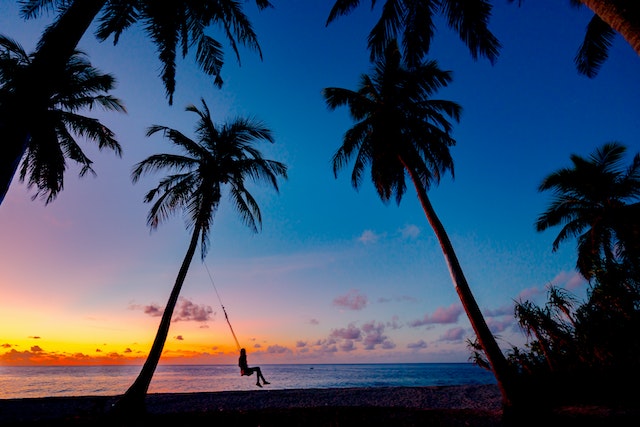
[239,348,270,387]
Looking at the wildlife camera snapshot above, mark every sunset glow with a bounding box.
[1,1,638,368]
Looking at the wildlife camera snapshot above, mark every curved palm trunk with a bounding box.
[580,0,640,56]
[112,226,201,414]
[404,168,516,409]
[0,0,106,205]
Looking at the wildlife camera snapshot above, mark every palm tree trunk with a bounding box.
[404,168,517,409]
[580,0,640,56]
[112,226,201,414]
[0,0,106,205]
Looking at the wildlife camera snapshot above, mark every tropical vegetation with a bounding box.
[326,0,501,67]
[535,142,640,280]
[113,98,287,413]
[0,0,271,205]
[469,143,640,410]
[510,0,640,77]
[322,39,518,409]
[2,1,640,421]
[0,34,125,204]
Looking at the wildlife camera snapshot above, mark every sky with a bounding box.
[0,1,639,367]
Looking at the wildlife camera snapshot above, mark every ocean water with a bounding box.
[0,363,496,399]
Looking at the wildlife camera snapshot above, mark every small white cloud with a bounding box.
[400,224,420,239]
[358,230,380,244]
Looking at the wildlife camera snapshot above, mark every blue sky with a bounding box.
[0,1,639,366]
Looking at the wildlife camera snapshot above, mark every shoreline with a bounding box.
[0,384,502,424]
[3,384,638,426]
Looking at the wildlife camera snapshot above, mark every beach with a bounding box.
[0,384,501,425]
[1,384,638,426]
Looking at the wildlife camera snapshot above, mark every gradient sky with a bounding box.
[1,1,639,367]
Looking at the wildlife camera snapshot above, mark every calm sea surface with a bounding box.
[0,363,496,399]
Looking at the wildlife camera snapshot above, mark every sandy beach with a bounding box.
[1,384,638,426]
[1,384,502,425]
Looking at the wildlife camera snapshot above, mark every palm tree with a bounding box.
[322,39,516,408]
[0,34,125,204]
[326,0,501,68]
[535,142,640,280]
[0,0,272,205]
[508,1,640,77]
[114,98,287,414]
[577,1,640,67]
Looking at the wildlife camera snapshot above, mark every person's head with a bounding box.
[240,348,246,355]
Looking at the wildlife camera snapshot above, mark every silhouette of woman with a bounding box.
[238,348,270,387]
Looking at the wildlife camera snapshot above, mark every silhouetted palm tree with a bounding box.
[326,0,501,67]
[536,142,640,280]
[322,39,516,408]
[0,0,272,205]
[115,98,287,413]
[0,34,125,204]
[509,0,640,77]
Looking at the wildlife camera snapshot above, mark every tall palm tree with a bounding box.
[535,142,640,280]
[322,39,516,408]
[0,0,272,205]
[115,98,287,413]
[0,34,125,204]
[326,0,501,68]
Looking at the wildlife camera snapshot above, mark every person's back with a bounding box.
[239,351,248,374]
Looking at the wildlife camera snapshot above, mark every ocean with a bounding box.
[0,363,496,399]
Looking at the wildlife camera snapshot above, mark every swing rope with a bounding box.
[204,262,241,351]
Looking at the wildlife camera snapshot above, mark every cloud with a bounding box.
[142,304,163,317]
[400,224,420,239]
[552,270,587,291]
[174,335,184,341]
[173,298,213,322]
[486,317,516,334]
[266,345,292,354]
[296,341,307,348]
[330,324,362,340]
[439,327,465,342]
[327,321,395,351]
[30,346,43,352]
[136,298,213,322]
[516,286,544,302]
[333,289,368,310]
[484,304,514,317]
[407,340,427,350]
[358,230,381,244]
[339,340,357,352]
[28,336,41,340]
[308,318,320,325]
[408,303,463,327]
[361,321,395,350]
[1,343,11,348]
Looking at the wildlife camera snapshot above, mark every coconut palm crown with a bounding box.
[0,34,125,204]
[536,142,640,279]
[326,0,500,68]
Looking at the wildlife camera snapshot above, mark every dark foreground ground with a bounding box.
[1,385,638,426]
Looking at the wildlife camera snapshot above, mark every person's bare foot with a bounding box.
[256,383,262,388]
[263,381,270,385]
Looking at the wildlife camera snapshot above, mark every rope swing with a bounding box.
[204,263,241,351]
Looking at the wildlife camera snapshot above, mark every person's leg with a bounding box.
[256,367,270,385]
[251,367,262,386]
